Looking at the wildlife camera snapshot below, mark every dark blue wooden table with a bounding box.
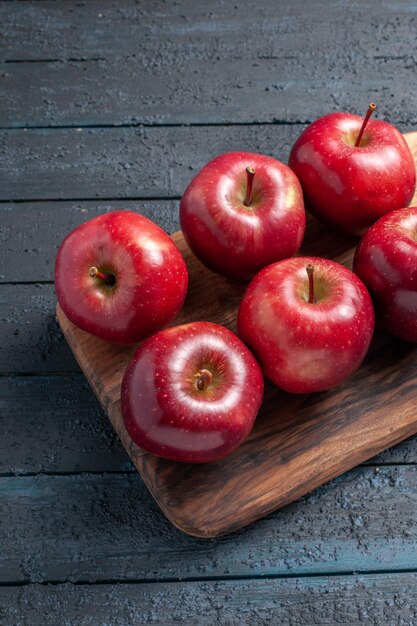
[1,2,417,624]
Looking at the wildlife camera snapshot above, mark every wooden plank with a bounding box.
[0,201,178,283]
[0,125,303,201]
[0,376,133,474]
[3,123,416,202]
[1,0,416,62]
[2,466,417,584]
[1,375,416,477]
[2,0,417,127]
[0,284,78,373]
[2,573,417,626]
[3,56,417,127]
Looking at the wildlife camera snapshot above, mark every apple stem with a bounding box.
[306,264,315,304]
[195,369,213,391]
[354,102,377,147]
[89,266,116,285]
[244,166,256,206]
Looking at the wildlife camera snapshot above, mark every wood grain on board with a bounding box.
[56,132,417,537]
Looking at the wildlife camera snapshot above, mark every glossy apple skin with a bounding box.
[121,322,264,463]
[180,152,305,279]
[237,257,374,394]
[353,207,417,342]
[289,113,416,236]
[55,210,188,344]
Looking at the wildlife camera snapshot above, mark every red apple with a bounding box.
[121,321,264,463]
[237,257,374,393]
[289,104,416,236]
[353,207,417,342]
[55,210,188,343]
[180,152,305,279]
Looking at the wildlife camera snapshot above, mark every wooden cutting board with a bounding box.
[57,131,417,538]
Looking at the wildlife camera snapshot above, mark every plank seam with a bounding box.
[0,470,136,478]
[2,567,417,588]
[0,462,415,479]
[0,281,54,286]
[3,58,106,64]
[0,121,309,130]
[0,196,181,204]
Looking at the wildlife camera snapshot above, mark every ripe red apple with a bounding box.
[180,152,305,279]
[55,210,188,343]
[237,257,374,393]
[121,321,264,463]
[353,206,417,342]
[289,104,416,236]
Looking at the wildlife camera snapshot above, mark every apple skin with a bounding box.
[55,210,188,344]
[353,207,417,342]
[180,152,305,280]
[289,112,416,236]
[121,321,264,463]
[237,257,374,394]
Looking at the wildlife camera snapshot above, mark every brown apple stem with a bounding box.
[89,266,115,285]
[195,369,213,391]
[244,166,256,206]
[354,102,376,147]
[306,264,315,304]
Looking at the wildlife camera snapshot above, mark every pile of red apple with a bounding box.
[55,104,417,464]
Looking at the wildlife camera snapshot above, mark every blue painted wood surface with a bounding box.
[2,466,417,584]
[1,1,417,624]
